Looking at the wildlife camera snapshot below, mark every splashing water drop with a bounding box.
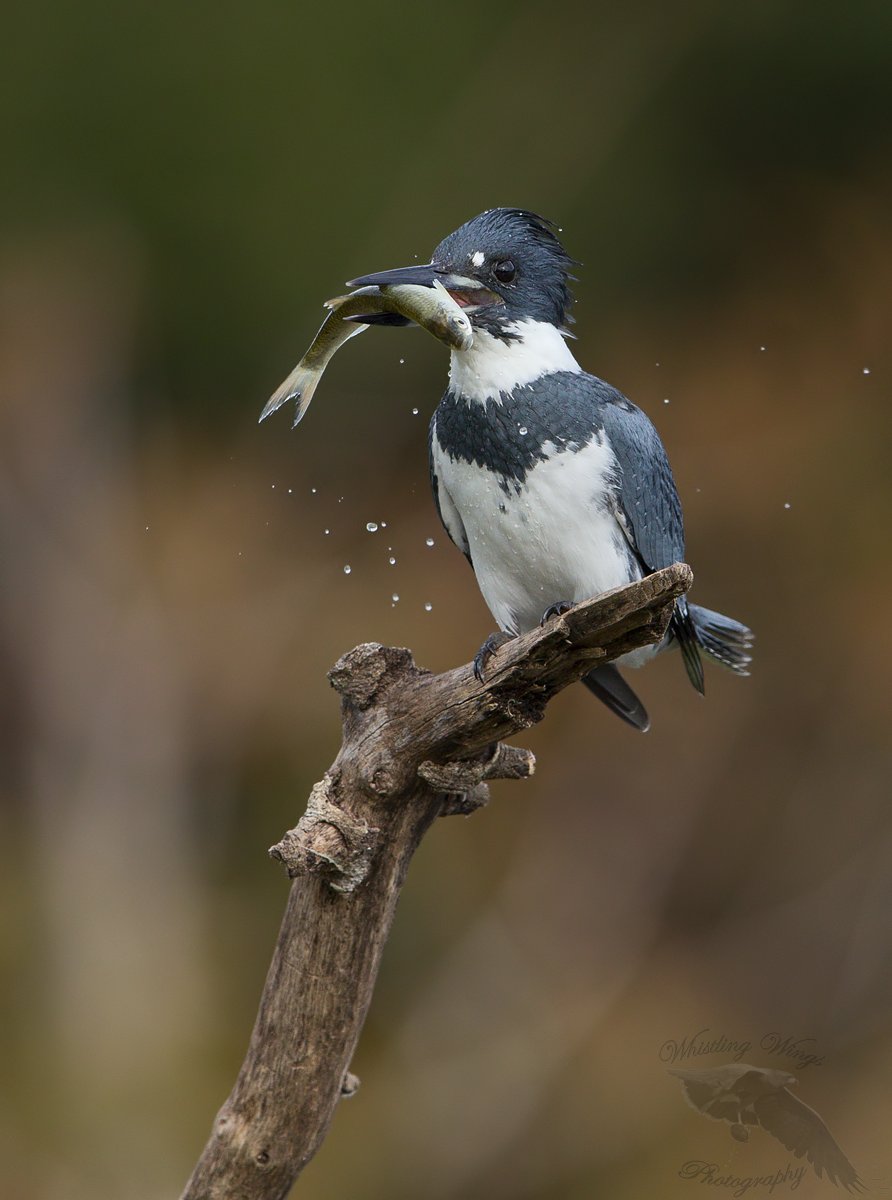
[366,522,379,533]
[425,537,434,547]
[343,565,352,575]
[388,556,396,566]
[392,594,400,603]
[423,602,433,612]
[412,407,419,416]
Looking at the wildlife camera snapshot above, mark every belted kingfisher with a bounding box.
[350,208,752,730]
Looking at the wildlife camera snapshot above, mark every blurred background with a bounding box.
[1,1,891,1196]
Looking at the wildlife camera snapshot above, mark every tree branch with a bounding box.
[180,564,692,1199]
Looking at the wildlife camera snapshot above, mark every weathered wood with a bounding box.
[181,564,692,1200]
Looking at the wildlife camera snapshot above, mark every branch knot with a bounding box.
[418,743,536,815]
[269,776,380,893]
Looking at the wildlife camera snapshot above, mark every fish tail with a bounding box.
[259,363,322,426]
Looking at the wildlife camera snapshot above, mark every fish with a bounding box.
[260,280,473,428]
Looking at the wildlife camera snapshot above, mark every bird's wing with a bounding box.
[595,380,703,691]
[429,415,470,563]
[668,1068,741,1122]
[594,382,685,572]
[754,1089,864,1192]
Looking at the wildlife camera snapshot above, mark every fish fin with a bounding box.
[259,324,367,426]
[259,362,320,424]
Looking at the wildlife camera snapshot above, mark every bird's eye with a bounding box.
[493,259,516,284]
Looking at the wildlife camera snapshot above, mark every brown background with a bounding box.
[1,2,890,1196]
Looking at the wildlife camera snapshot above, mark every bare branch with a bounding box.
[181,564,692,1199]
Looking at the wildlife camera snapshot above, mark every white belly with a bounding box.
[435,435,642,636]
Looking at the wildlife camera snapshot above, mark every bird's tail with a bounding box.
[687,603,754,676]
[581,664,650,732]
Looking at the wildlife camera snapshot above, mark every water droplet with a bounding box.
[425,537,434,547]
[518,425,528,435]
[862,367,871,375]
[311,487,317,494]
[287,488,293,494]
[423,602,433,612]
[399,358,405,365]
[391,594,400,603]
[366,522,379,533]
[760,345,767,352]
[271,484,276,489]
[655,361,661,367]
[783,502,791,510]
[324,528,330,535]
[144,525,149,532]
[338,496,344,504]
[388,556,396,566]
[343,565,352,574]
[381,522,387,529]
[412,407,419,416]
[663,398,670,405]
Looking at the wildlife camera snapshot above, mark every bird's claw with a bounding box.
[473,632,513,682]
[540,600,573,626]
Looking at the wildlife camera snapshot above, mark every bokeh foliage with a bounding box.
[1,2,890,1197]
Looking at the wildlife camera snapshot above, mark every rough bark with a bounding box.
[181,564,692,1199]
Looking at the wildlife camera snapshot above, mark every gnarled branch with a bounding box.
[181,564,692,1199]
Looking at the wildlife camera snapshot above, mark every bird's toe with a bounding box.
[473,632,513,682]
[540,600,573,626]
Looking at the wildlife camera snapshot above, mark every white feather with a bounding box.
[432,432,644,640]
[448,320,581,404]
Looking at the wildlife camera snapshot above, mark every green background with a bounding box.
[1,2,890,1196]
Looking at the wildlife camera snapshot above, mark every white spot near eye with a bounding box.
[471,250,485,268]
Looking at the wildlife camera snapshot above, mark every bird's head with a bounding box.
[349,208,577,339]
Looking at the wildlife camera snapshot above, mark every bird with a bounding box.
[669,1063,863,1191]
[349,208,753,731]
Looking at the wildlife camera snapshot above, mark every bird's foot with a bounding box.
[540,600,573,626]
[473,632,514,683]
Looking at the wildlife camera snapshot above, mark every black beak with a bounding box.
[347,262,442,289]
[347,263,503,313]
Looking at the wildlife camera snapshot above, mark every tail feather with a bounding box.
[688,603,754,676]
[671,600,705,695]
[581,664,650,732]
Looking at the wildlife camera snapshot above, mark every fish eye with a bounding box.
[493,259,516,284]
